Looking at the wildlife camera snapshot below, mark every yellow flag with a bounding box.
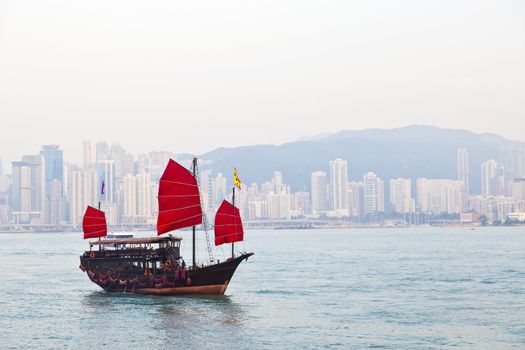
[234,167,241,189]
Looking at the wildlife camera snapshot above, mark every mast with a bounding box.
[231,187,235,258]
[192,157,197,268]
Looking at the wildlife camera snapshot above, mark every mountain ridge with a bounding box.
[199,125,524,194]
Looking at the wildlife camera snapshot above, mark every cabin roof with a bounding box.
[89,235,182,246]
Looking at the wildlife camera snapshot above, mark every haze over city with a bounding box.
[1,0,524,166]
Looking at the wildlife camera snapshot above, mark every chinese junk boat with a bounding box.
[79,158,253,295]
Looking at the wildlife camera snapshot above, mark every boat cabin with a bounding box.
[82,235,183,273]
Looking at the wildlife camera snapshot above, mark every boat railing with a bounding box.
[85,247,178,260]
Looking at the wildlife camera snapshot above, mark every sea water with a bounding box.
[0,227,524,349]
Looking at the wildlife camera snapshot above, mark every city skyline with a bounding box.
[1,137,525,227]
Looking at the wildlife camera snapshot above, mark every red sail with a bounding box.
[214,200,244,246]
[157,159,203,235]
[82,206,107,239]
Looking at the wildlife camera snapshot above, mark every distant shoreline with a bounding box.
[1,222,523,234]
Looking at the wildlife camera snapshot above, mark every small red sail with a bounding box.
[82,206,107,239]
[157,159,203,235]
[214,200,244,246]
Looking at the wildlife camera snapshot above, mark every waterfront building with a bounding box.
[10,155,46,224]
[416,178,463,214]
[481,160,505,196]
[347,181,364,216]
[291,191,311,217]
[122,174,137,218]
[40,145,65,224]
[329,159,348,216]
[499,146,525,181]
[46,178,66,225]
[69,169,98,226]
[213,173,227,208]
[0,174,10,223]
[457,148,469,195]
[363,172,384,214]
[267,192,291,220]
[509,178,525,201]
[199,169,214,214]
[272,171,284,194]
[389,178,414,214]
[470,195,525,224]
[136,171,152,219]
[248,198,266,220]
[311,171,328,215]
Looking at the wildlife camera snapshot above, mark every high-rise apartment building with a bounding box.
[136,171,153,219]
[457,148,469,195]
[213,173,227,208]
[40,145,65,224]
[499,147,525,181]
[416,178,463,214]
[96,160,116,203]
[122,174,137,217]
[363,172,384,214]
[11,155,46,224]
[389,178,413,214]
[509,178,525,201]
[311,171,328,215]
[481,160,505,196]
[347,181,364,216]
[69,169,98,226]
[329,159,348,216]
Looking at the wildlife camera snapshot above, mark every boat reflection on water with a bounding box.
[82,290,246,345]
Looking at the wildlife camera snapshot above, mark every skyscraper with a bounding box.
[110,143,135,179]
[122,174,137,218]
[509,178,525,201]
[273,171,284,193]
[311,171,328,215]
[213,173,227,208]
[347,181,364,216]
[69,169,98,226]
[40,145,65,224]
[363,172,384,214]
[457,148,469,195]
[481,160,505,196]
[96,141,108,161]
[82,141,95,169]
[96,160,116,203]
[416,178,463,214]
[389,178,413,214]
[136,171,152,219]
[329,158,348,216]
[11,155,46,224]
[200,169,214,213]
[40,145,63,193]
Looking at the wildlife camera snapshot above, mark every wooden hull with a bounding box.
[79,253,253,296]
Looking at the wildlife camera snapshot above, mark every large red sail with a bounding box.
[214,200,244,246]
[157,159,203,235]
[82,206,107,239]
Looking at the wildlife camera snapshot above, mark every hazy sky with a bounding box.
[0,0,524,167]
